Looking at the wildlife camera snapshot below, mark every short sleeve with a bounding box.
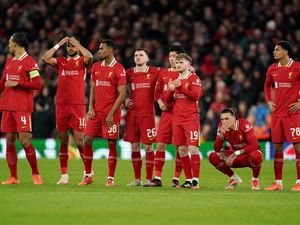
[116,65,126,85]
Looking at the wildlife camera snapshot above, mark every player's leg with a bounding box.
[177,145,193,188]
[1,132,19,184]
[189,145,200,189]
[106,139,118,187]
[57,131,69,184]
[73,129,84,162]
[248,150,263,190]
[291,142,300,191]
[265,116,285,190]
[79,135,94,186]
[143,143,154,185]
[172,150,182,187]
[18,131,42,185]
[127,142,143,186]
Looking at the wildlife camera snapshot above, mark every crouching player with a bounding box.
[209,108,263,190]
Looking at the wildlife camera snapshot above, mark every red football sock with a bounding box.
[180,155,193,180]
[154,151,165,178]
[6,144,18,178]
[296,153,300,180]
[132,151,142,180]
[209,152,234,177]
[59,145,68,174]
[23,143,39,175]
[146,151,154,180]
[274,152,284,180]
[108,142,118,177]
[83,145,93,174]
[191,154,201,179]
[174,151,182,178]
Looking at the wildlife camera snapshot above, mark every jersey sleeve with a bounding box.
[90,64,96,82]
[116,65,126,86]
[241,120,260,153]
[214,124,224,152]
[264,66,273,102]
[155,71,163,101]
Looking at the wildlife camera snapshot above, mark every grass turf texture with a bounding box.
[0,159,300,225]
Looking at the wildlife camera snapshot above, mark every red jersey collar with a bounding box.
[278,58,293,67]
[101,58,116,67]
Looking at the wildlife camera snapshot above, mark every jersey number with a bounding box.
[79,118,85,128]
[190,131,199,141]
[290,127,300,137]
[21,116,27,125]
[108,125,118,134]
[147,128,157,139]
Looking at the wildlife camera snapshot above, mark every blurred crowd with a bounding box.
[1,0,300,140]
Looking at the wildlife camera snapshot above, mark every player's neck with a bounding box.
[135,64,148,72]
[279,56,291,67]
[104,55,115,66]
[178,69,190,79]
[14,48,26,60]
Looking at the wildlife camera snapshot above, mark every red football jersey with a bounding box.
[126,66,159,116]
[155,68,178,110]
[0,53,39,112]
[56,56,88,105]
[91,58,126,115]
[264,59,300,117]
[214,118,260,153]
[168,72,202,123]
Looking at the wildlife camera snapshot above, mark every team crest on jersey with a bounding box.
[288,72,292,79]
[239,135,243,141]
[146,73,151,79]
[75,60,80,67]
[17,66,23,71]
[185,83,189,89]
[108,72,113,78]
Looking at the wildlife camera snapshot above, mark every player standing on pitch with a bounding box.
[0,33,42,185]
[42,36,93,185]
[264,41,300,191]
[79,39,126,187]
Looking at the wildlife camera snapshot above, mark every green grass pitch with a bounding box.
[0,159,300,225]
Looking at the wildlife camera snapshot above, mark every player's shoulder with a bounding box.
[267,63,278,71]
[24,54,37,64]
[114,61,125,70]
[239,118,252,131]
[148,66,160,73]
[291,60,300,68]
[92,61,102,68]
[23,54,39,70]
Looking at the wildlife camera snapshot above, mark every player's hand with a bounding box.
[69,37,80,47]
[218,150,227,161]
[267,101,276,113]
[289,102,300,113]
[188,66,195,72]
[225,152,237,166]
[173,79,181,87]
[58,36,69,46]
[158,99,167,111]
[87,109,95,119]
[219,122,230,140]
[168,79,175,91]
[106,114,113,128]
[5,80,18,87]
[125,98,133,108]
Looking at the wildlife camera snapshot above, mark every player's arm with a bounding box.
[155,73,168,111]
[106,84,126,127]
[0,74,5,93]
[87,80,96,119]
[264,67,275,112]
[42,37,69,67]
[5,70,42,90]
[69,37,93,65]
[214,127,225,153]
[177,76,203,101]
[242,126,260,154]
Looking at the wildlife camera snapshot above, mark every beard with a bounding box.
[67,52,78,57]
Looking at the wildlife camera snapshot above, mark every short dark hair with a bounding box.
[11,33,29,49]
[168,45,185,54]
[276,41,293,55]
[221,107,239,119]
[135,48,149,56]
[101,39,116,51]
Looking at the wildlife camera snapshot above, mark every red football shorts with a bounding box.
[124,115,156,144]
[271,114,300,143]
[56,104,86,132]
[220,149,263,168]
[172,120,200,147]
[156,111,173,144]
[85,111,120,139]
[1,111,32,133]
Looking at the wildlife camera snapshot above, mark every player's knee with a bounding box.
[144,144,153,152]
[208,152,220,166]
[156,143,166,152]
[19,138,30,148]
[178,146,188,157]
[58,133,68,145]
[131,143,140,152]
[84,136,93,147]
[250,151,263,165]
[274,143,284,154]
